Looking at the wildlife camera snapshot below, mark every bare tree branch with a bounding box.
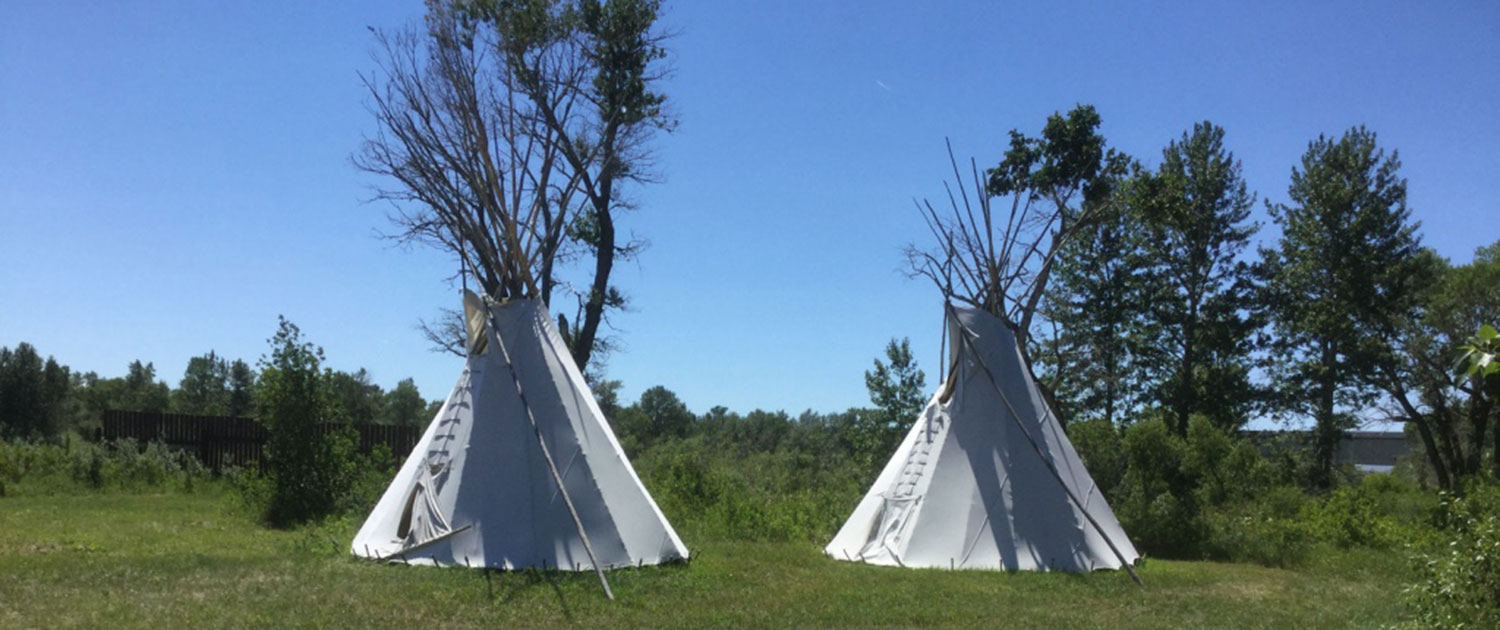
[906,111,1127,350]
[357,1,672,369]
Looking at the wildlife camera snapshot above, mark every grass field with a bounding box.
[0,489,1413,628]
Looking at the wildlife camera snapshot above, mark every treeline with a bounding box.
[1027,116,1497,491]
[0,341,443,440]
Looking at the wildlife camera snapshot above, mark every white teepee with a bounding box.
[826,304,1139,576]
[352,293,688,576]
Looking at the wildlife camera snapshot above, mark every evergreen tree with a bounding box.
[1259,126,1424,487]
[0,343,72,438]
[1041,192,1149,426]
[226,359,256,417]
[1139,122,1260,434]
[121,360,170,413]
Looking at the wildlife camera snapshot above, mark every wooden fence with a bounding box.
[97,410,422,471]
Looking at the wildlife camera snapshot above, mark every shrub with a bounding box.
[0,435,210,494]
[1397,483,1500,628]
[255,317,357,527]
[1304,479,1404,550]
[1069,418,1124,497]
[1115,418,1209,557]
[632,437,864,543]
[1204,486,1315,567]
[343,444,397,516]
[1184,416,1271,505]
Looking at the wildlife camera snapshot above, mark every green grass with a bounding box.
[0,489,1413,628]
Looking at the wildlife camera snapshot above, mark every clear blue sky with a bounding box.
[3,1,1497,419]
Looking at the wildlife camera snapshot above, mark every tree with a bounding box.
[1137,122,1260,434]
[1259,126,1424,488]
[906,106,1131,429]
[591,378,625,424]
[907,106,1131,346]
[424,398,445,421]
[327,368,385,424]
[636,385,692,443]
[358,0,672,371]
[1379,243,1500,488]
[0,343,72,438]
[256,317,356,526]
[175,350,231,415]
[120,360,170,413]
[1039,182,1150,426]
[1458,324,1499,474]
[226,359,256,417]
[382,378,429,426]
[863,337,927,450]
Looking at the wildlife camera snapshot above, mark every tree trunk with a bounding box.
[1386,375,1452,490]
[1176,292,1202,437]
[1491,388,1499,478]
[1315,344,1339,489]
[1430,394,1470,478]
[1468,380,1490,476]
[570,180,616,372]
[1176,323,1195,437]
[1104,320,1116,426]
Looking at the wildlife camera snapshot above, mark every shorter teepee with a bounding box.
[353,293,688,578]
[826,304,1139,576]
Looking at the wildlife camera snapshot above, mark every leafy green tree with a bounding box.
[1259,126,1425,488]
[591,379,625,425]
[1067,418,1126,496]
[637,385,693,444]
[1458,324,1499,472]
[1137,122,1260,434]
[863,337,927,445]
[0,343,72,438]
[226,359,256,417]
[907,105,1131,345]
[1458,324,1499,396]
[327,368,385,424]
[1368,245,1498,488]
[729,409,794,454]
[612,406,651,456]
[256,317,356,526]
[382,378,429,427]
[174,350,231,415]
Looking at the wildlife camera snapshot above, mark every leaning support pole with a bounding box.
[491,312,615,601]
[944,302,1144,586]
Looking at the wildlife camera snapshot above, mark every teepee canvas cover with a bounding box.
[826,304,1138,574]
[353,295,688,572]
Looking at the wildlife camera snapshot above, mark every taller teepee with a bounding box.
[826,304,1138,577]
[353,293,688,579]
